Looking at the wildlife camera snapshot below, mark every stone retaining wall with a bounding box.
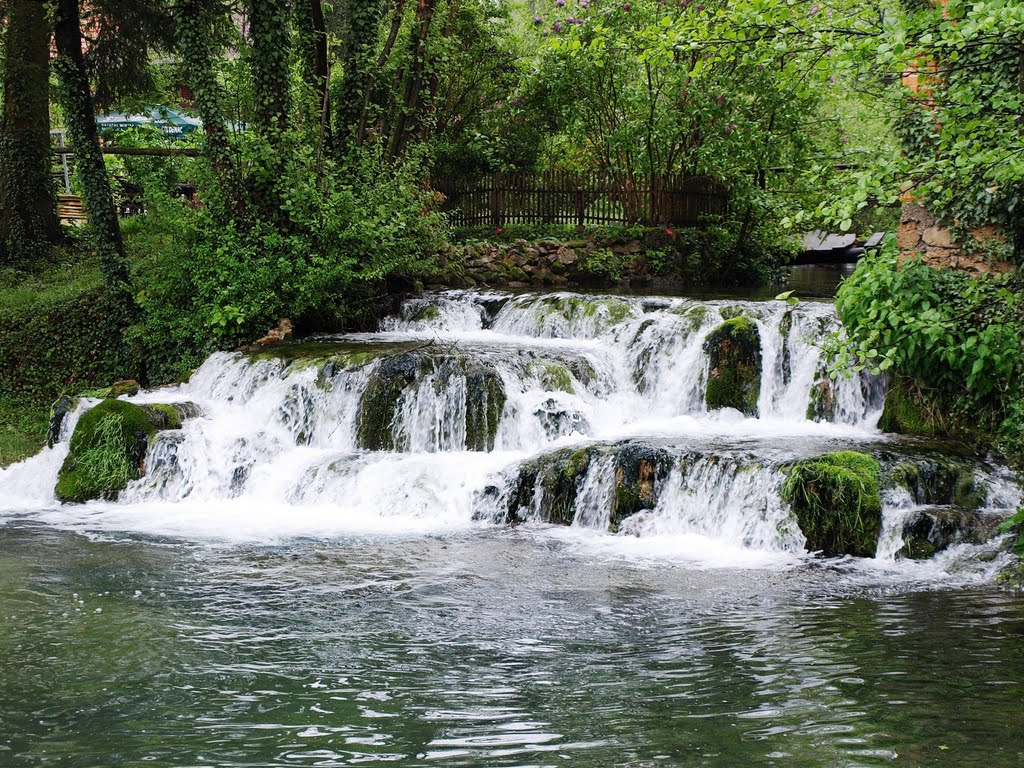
[898,204,1012,274]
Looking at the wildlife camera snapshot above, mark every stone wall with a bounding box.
[897,204,1012,274]
[433,239,658,289]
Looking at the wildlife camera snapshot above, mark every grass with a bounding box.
[0,398,48,468]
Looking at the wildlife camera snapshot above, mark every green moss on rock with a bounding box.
[357,353,433,451]
[782,451,882,558]
[703,316,762,415]
[888,459,987,509]
[879,375,945,436]
[55,399,188,503]
[465,368,506,452]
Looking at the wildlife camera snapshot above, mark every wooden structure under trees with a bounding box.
[433,172,729,229]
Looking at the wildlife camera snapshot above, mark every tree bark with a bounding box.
[52,0,135,315]
[0,0,60,264]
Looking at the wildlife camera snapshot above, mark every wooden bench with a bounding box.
[57,194,87,223]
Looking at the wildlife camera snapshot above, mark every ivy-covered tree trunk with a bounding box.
[247,0,292,225]
[334,0,387,151]
[175,0,242,220]
[0,0,60,265]
[296,0,332,156]
[52,0,135,317]
[388,0,440,161]
[357,0,406,147]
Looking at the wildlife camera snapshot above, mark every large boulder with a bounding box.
[781,451,882,557]
[356,352,506,452]
[703,317,762,415]
[55,399,193,503]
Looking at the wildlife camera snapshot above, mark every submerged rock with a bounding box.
[703,317,762,415]
[781,451,882,557]
[55,399,196,503]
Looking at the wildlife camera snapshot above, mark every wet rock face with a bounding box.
[465,368,506,452]
[888,458,996,560]
[781,451,882,558]
[357,353,435,452]
[55,400,196,503]
[47,395,78,447]
[355,352,507,452]
[498,442,674,529]
[899,507,1000,560]
[703,317,762,416]
[889,459,987,509]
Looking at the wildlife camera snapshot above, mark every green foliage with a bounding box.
[782,452,882,558]
[832,244,1022,409]
[821,0,1024,259]
[0,398,48,468]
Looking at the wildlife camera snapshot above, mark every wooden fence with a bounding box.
[433,172,729,229]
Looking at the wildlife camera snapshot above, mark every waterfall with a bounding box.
[1,289,1018,567]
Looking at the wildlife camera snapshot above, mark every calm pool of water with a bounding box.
[1,522,1023,767]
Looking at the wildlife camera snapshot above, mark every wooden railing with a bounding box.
[433,172,729,229]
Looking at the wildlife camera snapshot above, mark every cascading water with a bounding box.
[1,289,1019,569]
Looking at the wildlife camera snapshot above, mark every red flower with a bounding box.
[496,227,503,233]
[665,228,676,236]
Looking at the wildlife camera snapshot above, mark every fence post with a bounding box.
[490,173,501,229]
[575,173,585,231]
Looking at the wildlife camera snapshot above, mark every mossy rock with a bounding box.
[703,317,762,415]
[357,353,434,451]
[888,459,987,509]
[610,444,673,529]
[878,375,945,436]
[505,448,592,525]
[538,363,574,394]
[501,442,672,529]
[55,399,190,503]
[782,451,882,558]
[465,368,506,452]
[899,507,999,560]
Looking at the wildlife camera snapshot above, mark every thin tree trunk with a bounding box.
[52,0,134,315]
[297,0,332,156]
[0,0,60,264]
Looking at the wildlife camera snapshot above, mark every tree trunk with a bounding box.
[297,0,332,156]
[356,0,405,147]
[0,0,60,265]
[247,0,292,224]
[52,0,135,315]
[388,0,439,161]
[335,0,387,150]
[175,0,242,220]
